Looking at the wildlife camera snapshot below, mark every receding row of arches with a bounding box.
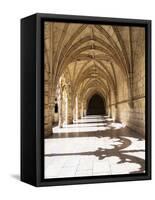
[51,71,109,128]
[44,21,145,136]
[54,94,106,115]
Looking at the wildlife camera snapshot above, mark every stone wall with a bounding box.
[110,27,145,136]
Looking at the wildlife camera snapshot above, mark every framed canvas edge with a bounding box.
[26,13,151,187]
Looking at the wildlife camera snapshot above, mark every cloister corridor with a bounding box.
[44,22,145,178]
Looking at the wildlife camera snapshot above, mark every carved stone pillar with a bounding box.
[44,71,55,137]
[128,72,134,108]
[66,95,73,124]
[75,97,78,121]
[58,92,63,128]
[109,93,112,118]
[83,101,87,117]
[78,98,81,119]
[80,103,84,118]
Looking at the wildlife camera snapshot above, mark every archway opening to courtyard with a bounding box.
[87,94,106,115]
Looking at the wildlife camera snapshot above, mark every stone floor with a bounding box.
[44,115,145,179]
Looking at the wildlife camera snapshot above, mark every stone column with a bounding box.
[58,92,63,128]
[78,98,81,119]
[44,71,54,137]
[73,104,76,122]
[44,75,50,136]
[50,92,55,127]
[80,103,84,118]
[109,93,112,118]
[83,101,87,117]
[128,72,134,108]
[66,95,73,124]
[75,97,81,120]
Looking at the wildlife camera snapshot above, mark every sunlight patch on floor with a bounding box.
[45,115,145,179]
[53,115,124,133]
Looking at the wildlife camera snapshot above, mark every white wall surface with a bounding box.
[0,0,154,199]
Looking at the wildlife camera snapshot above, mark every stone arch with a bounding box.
[86,93,106,115]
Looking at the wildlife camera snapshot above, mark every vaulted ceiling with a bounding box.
[44,22,138,104]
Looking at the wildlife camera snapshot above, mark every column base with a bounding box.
[67,120,73,124]
[44,129,53,138]
[59,124,63,128]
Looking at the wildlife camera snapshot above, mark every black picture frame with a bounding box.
[21,13,151,187]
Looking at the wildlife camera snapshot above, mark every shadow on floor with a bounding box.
[45,138,145,174]
[48,126,144,140]
[45,116,145,174]
[11,174,20,181]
